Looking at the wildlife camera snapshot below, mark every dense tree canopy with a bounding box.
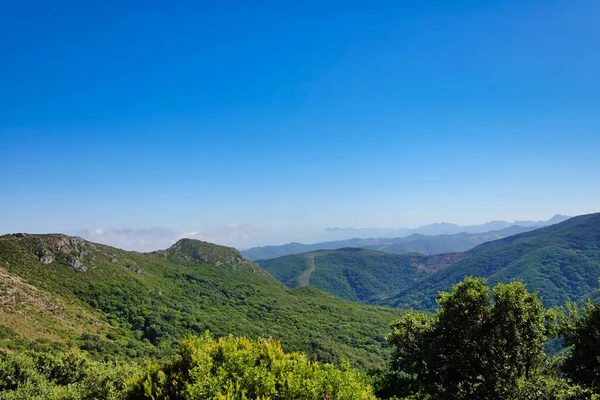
[558,299,600,392]
[386,278,593,399]
[0,348,137,400]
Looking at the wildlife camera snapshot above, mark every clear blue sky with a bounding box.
[1,1,599,249]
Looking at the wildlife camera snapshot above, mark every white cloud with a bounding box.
[73,224,273,252]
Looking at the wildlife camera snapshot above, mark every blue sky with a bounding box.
[1,1,599,249]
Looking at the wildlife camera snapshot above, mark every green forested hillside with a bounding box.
[260,214,600,311]
[0,234,404,369]
[379,213,600,310]
[3,276,600,399]
[258,248,467,303]
[258,249,430,302]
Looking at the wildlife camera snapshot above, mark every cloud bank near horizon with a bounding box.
[72,224,403,251]
[70,213,572,252]
[73,224,273,252]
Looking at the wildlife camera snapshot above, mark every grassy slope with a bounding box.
[0,266,107,345]
[296,254,316,286]
[378,213,600,310]
[0,234,404,369]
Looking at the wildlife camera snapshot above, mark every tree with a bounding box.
[558,300,600,392]
[487,281,547,394]
[388,277,552,399]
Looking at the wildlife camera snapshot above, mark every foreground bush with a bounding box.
[0,349,138,400]
[128,332,377,400]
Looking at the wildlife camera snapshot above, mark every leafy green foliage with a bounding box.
[558,300,600,392]
[0,326,18,340]
[0,334,378,400]
[504,374,596,400]
[0,234,404,369]
[386,278,560,399]
[0,348,138,400]
[128,333,377,400]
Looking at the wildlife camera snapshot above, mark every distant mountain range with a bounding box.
[243,215,570,260]
[324,214,570,238]
[258,213,600,310]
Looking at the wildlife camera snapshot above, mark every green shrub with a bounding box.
[0,326,18,340]
[0,349,139,400]
[128,332,377,400]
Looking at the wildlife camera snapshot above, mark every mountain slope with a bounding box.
[0,234,405,368]
[372,226,534,255]
[260,214,600,311]
[0,265,107,344]
[378,213,600,310]
[258,248,467,303]
[243,225,544,261]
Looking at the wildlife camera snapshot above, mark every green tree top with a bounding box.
[388,277,551,399]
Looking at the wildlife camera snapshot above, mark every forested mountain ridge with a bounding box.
[0,233,405,369]
[260,213,600,311]
[243,225,547,260]
[259,249,417,301]
[258,249,468,303]
[379,212,600,310]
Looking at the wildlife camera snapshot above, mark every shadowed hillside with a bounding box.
[378,213,600,310]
